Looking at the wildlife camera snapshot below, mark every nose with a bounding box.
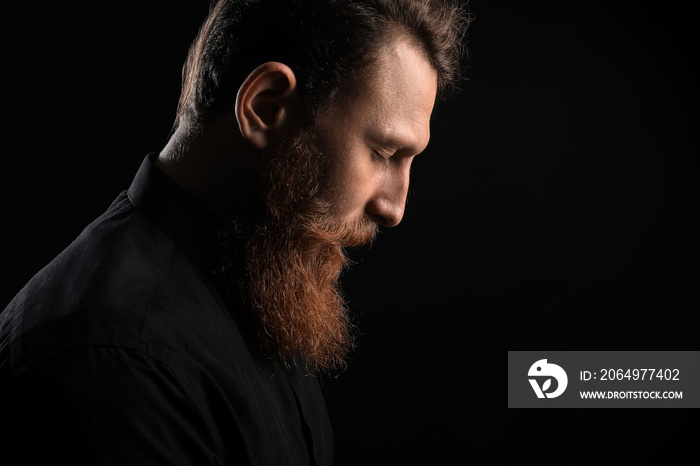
[365,163,411,228]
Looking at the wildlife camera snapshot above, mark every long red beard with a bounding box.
[216,127,377,371]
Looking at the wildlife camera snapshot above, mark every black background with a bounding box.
[3,1,698,464]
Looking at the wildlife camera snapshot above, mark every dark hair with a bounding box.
[175,0,470,131]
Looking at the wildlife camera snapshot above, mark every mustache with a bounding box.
[305,212,379,249]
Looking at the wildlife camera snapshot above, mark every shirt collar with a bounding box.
[127,153,219,272]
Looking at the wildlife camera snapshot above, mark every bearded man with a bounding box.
[0,0,468,464]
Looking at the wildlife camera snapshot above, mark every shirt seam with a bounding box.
[137,242,178,351]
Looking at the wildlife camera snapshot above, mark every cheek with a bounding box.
[315,115,377,219]
[324,150,377,218]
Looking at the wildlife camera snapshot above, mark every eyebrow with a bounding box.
[368,127,430,155]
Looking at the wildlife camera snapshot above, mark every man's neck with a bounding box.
[156,117,261,215]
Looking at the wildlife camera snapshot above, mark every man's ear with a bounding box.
[235,62,300,150]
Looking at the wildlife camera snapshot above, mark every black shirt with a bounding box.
[0,154,333,465]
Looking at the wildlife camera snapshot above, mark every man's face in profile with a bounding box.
[315,37,437,229]
[218,36,438,371]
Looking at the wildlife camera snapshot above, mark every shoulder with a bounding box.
[0,191,226,377]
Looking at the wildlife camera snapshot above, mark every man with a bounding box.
[0,0,468,464]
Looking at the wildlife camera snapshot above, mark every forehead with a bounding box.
[320,36,438,151]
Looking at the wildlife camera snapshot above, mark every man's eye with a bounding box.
[372,149,392,162]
